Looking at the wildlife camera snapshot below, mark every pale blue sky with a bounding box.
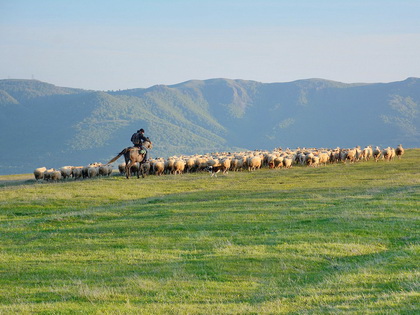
[1,0,419,90]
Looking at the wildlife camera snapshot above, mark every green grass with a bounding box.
[0,150,419,314]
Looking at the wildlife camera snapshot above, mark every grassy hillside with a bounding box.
[0,150,418,313]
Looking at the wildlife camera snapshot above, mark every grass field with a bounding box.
[0,150,419,314]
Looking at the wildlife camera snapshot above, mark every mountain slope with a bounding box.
[0,78,419,174]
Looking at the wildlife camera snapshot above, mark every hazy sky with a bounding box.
[1,0,419,90]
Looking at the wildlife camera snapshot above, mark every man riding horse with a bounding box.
[107,128,152,178]
[131,128,149,162]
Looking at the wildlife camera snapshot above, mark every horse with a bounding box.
[107,140,153,179]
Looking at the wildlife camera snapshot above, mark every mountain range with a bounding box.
[0,77,419,175]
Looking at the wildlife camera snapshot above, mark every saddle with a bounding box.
[129,146,146,155]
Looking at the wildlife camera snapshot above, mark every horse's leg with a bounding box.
[123,152,131,179]
[141,163,145,178]
[125,160,132,179]
[137,154,143,179]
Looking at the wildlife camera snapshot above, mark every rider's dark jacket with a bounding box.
[131,132,147,147]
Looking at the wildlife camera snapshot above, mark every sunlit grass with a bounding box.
[0,150,419,313]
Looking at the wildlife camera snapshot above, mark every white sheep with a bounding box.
[44,168,61,181]
[373,146,382,162]
[118,163,126,175]
[395,144,405,159]
[152,161,165,176]
[361,145,373,161]
[87,165,99,178]
[220,158,231,174]
[283,157,293,169]
[59,166,73,179]
[33,167,47,181]
[247,156,262,171]
[185,158,196,173]
[318,152,330,166]
[141,161,151,177]
[172,159,186,175]
[382,147,395,162]
[72,166,83,179]
[99,164,113,176]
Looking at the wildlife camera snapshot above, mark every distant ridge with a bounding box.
[0,77,419,175]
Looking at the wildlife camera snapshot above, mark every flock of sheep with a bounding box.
[33,144,405,181]
[33,163,113,181]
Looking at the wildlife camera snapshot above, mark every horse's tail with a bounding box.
[107,148,127,165]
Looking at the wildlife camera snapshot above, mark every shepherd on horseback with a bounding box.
[131,128,149,162]
[107,128,153,179]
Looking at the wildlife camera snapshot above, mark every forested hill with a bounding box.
[0,77,419,174]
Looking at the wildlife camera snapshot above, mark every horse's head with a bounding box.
[143,140,153,149]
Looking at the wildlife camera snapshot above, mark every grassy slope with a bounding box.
[0,150,419,314]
